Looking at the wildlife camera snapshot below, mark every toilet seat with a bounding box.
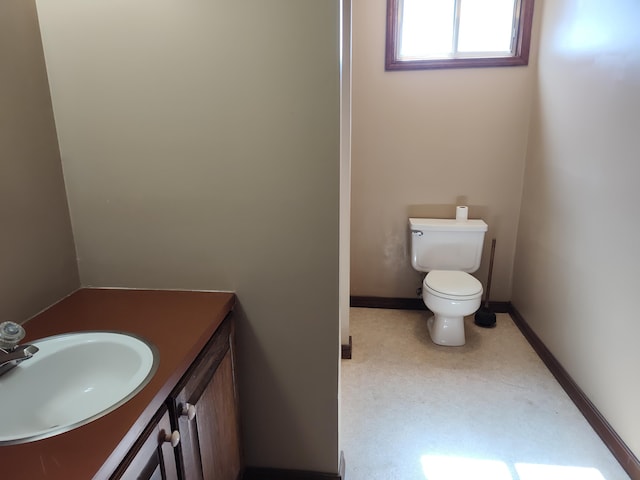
[424,270,482,300]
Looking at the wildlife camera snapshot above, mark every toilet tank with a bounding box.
[409,218,488,273]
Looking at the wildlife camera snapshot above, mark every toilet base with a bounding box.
[427,314,465,346]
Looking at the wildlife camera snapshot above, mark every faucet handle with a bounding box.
[0,322,26,349]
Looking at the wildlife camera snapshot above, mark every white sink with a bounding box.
[0,331,158,445]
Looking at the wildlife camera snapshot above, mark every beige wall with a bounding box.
[0,0,79,323]
[513,0,640,459]
[36,0,340,472]
[350,0,538,301]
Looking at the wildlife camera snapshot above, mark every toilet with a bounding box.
[409,217,488,346]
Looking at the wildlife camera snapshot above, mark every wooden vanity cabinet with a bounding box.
[169,313,243,480]
[110,407,179,480]
[111,312,242,480]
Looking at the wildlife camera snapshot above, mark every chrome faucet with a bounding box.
[0,322,39,377]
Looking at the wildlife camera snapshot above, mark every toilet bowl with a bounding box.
[423,270,483,346]
[409,216,488,347]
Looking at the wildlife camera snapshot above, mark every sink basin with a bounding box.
[0,331,158,445]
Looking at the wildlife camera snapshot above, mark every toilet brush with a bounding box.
[474,238,497,328]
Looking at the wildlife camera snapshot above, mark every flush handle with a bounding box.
[411,230,423,236]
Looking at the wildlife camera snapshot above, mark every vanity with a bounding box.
[0,288,241,480]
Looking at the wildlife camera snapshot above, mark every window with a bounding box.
[385,0,535,71]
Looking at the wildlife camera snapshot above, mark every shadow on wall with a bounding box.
[233,300,318,470]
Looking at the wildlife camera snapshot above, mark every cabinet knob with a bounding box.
[181,403,196,421]
[165,430,180,448]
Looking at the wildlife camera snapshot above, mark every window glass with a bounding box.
[457,0,516,53]
[399,0,455,59]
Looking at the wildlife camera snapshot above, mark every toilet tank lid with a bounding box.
[409,218,488,232]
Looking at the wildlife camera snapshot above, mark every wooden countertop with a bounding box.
[0,288,235,479]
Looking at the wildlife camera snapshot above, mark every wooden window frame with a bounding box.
[385,0,535,71]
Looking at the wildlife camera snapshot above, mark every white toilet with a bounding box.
[409,217,488,346]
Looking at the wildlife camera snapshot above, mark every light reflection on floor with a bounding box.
[515,462,606,480]
[420,455,512,480]
[420,455,606,480]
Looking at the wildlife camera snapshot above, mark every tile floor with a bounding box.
[340,308,631,480]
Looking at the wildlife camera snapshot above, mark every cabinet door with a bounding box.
[171,315,242,480]
[111,407,180,480]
